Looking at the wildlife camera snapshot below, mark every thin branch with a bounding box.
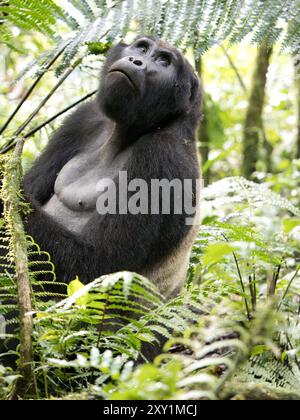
[222,233,250,320]
[248,274,256,312]
[232,251,251,320]
[97,292,110,348]
[1,90,97,153]
[268,262,282,297]
[297,300,300,326]
[0,26,112,155]
[253,269,257,309]
[220,45,247,93]
[0,43,68,136]
[24,90,97,139]
[0,59,82,154]
[285,332,300,372]
[277,267,300,311]
[13,59,82,138]
[246,262,256,311]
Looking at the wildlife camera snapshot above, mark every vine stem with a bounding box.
[1,90,97,154]
[0,42,68,136]
[267,261,282,297]
[222,234,251,320]
[0,58,82,154]
[97,292,110,348]
[221,45,247,93]
[13,59,82,138]
[277,266,300,311]
[232,251,251,320]
[0,26,112,155]
[24,90,98,138]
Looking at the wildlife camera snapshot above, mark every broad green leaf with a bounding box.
[203,243,237,267]
[282,218,300,234]
[67,276,89,307]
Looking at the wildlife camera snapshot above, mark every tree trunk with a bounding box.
[242,43,273,179]
[195,57,210,185]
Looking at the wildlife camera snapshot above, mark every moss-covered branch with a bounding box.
[2,138,33,399]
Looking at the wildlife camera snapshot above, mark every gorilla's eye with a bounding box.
[157,54,171,67]
[135,42,149,54]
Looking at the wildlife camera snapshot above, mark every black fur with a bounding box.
[1,36,201,363]
[23,35,201,285]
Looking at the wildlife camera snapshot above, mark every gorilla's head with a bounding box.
[98,36,201,132]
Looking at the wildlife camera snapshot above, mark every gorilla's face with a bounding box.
[99,36,200,130]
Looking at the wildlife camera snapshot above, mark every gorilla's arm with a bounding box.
[25,205,161,283]
[24,132,197,283]
[23,101,103,204]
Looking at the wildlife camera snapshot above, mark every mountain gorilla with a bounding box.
[1,36,201,362]
[23,35,202,298]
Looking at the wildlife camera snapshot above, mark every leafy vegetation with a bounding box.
[1,0,300,400]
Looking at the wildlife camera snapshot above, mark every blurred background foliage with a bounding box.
[1,0,300,400]
[1,1,300,198]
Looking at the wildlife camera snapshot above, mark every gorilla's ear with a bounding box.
[116,41,128,49]
[101,42,128,75]
[189,73,201,105]
[107,42,127,59]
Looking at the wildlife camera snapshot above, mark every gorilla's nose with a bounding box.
[128,56,146,68]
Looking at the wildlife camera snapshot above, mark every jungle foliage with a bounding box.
[1,0,300,400]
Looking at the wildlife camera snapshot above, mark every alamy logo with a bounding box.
[95,171,202,226]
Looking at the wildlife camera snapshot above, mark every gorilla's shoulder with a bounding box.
[131,128,199,178]
[63,99,107,134]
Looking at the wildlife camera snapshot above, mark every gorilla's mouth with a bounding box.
[108,69,137,90]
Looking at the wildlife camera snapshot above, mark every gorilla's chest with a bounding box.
[43,134,131,233]
[54,151,116,210]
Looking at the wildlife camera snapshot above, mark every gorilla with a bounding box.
[22,35,202,299]
[1,36,201,363]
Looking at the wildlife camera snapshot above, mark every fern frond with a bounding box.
[0,0,65,39]
[235,354,300,392]
[7,0,300,81]
[203,177,300,216]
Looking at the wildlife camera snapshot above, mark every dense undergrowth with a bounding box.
[1,174,300,400]
[1,0,300,401]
